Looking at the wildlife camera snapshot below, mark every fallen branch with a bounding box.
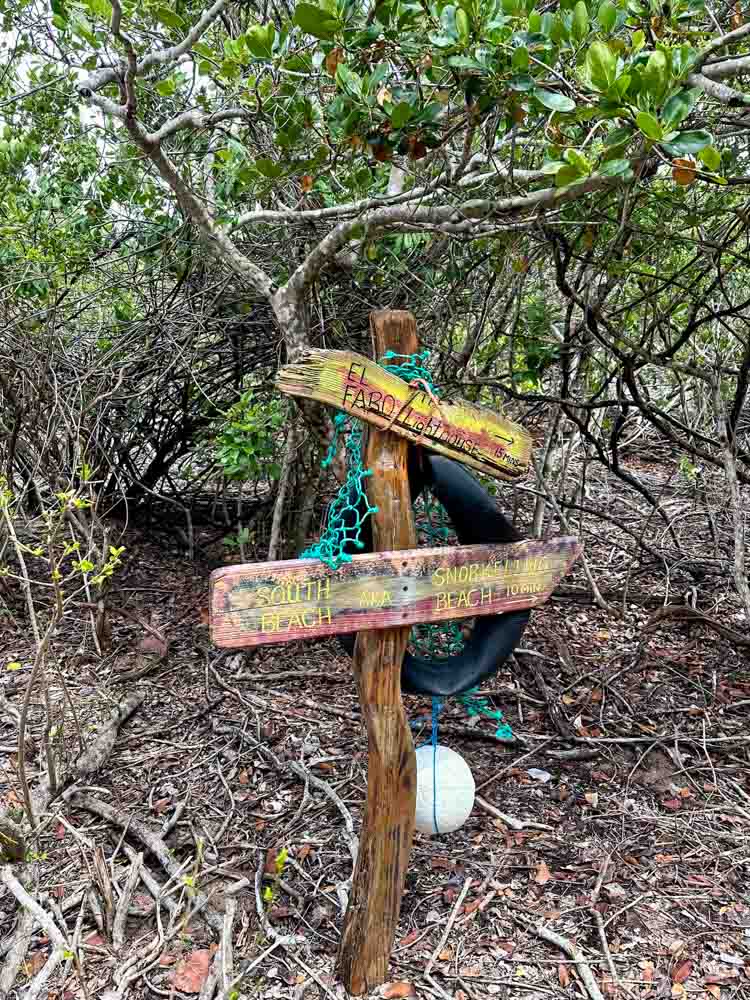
[113,851,143,950]
[513,909,605,1000]
[424,876,472,978]
[644,604,750,649]
[253,851,306,947]
[46,691,145,807]
[258,743,357,912]
[0,865,72,998]
[475,795,553,832]
[67,791,223,932]
[0,901,34,994]
[589,856,619,988]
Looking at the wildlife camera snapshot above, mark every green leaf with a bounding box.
[563,147,590,173]
[555,163,585,186]
[661,129,712,154]
[455,7,470,43]
[446,55,486,69]
[512,45,529,71]
[604,125,633,146]
[631,29,645,52]
[255,157,283,178]
[585,40,617,91]
[294,2,338,39]
[390,101,413,128]
[597,0,616,31]
[335,63,363,97]
[155,6,184,29]
[635,110,662,140]
[440,5,459,38]
[535,88,576,112]
[572,1,589,42]
[642,49,669,102]
[5,661,22,671]
[509,74,535,91]
[662,88,699,129]
[155,76,177,97]
[597,157,633,177]
[246,23,276,58]
[83,0,113,19]
[698,145,721,171]
[192,42,215,59]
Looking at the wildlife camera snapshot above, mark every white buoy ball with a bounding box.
[414,744,475,835]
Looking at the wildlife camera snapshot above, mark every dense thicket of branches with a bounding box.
[1,0,749,612]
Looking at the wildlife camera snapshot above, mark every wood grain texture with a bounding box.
[276,347,531,481]
[336,310,419,996]
[209,537,581,648]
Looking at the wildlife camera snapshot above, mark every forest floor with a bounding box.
[2,457,750,1000]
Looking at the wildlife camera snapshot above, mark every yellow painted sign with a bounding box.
[210,537,580,648]
[276,349,531,480]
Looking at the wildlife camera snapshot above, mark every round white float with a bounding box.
[414,744,475,835]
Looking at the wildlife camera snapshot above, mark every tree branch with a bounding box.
[281,173,624,296]
[697,21,750,65]
[688,71,749,105]
[77,0,229,95]
[701,55,750,82]
[146,106,256,144]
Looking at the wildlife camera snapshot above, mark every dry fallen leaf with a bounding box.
[673,158,696,185]
[398,929,420,948]
[535,861,552,885]
[138,633,168,658]
[170,950,212,994]
[381,982,415,998]
[706,986,721,999]
[439,948,454,961]
[301,174,313,193]
[325,47,343,75]
[559,964,571,987]
[673,960,692,984]
[24,951,47,976]
[672,984,686,998]
[376,86,393,108]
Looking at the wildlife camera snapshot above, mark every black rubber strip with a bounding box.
[338,448,530,697]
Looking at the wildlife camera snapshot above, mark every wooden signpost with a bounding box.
[276,348,532,481]
[211,537,580,649]
[209,310,581,996]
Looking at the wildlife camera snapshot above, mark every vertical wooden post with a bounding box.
[336,310,419,995]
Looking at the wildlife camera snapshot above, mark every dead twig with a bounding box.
[475,794,553,831]
[258,743,358,912]
[512,908,605,1000]
[67,791,223,932]
[0,901,34,994]
[253,850,306,947]
[1,865,73,998]
[113,851,143,950]
[47,691,145,807]
[424,876,472,978]
[589,855,619,989]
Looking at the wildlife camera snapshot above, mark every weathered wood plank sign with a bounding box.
[210,537,580,649]
[276,348,532,481]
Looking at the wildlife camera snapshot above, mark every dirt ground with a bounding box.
[2,459,750,1000]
